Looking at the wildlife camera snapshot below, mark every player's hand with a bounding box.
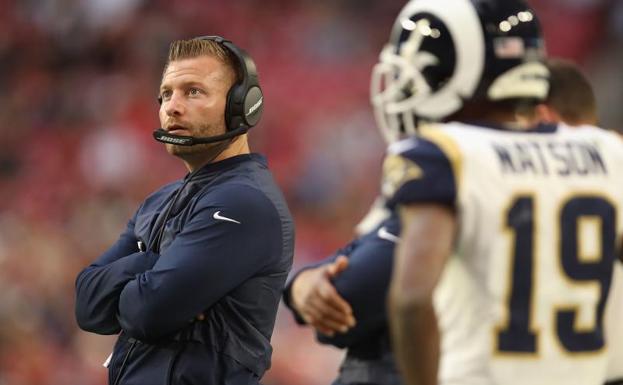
[291,255,356,336]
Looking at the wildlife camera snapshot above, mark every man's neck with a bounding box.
[449,101,518,126]
[183,135,250,172]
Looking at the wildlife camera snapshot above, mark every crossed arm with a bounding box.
[75,215,153,334]
[76,188,281,341]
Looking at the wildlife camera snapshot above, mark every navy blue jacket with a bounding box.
[283,213,402,385]
[76,154,294,385]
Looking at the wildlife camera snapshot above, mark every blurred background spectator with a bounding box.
[0,0,620,384]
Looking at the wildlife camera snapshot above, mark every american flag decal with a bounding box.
[494,37,525,59]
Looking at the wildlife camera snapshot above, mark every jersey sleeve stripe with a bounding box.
[419,125,463,196]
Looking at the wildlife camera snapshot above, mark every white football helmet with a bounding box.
[371,0,550,143]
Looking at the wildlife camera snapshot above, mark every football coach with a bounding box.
[75,36,294,385]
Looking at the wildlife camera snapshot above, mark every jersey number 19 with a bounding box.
[497,195,616,354]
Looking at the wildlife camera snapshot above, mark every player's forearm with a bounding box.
[116,245,272,340]
[389,296,439,385]
[75,251,159,334]
[318,244,393,347]
[315,313,383,348]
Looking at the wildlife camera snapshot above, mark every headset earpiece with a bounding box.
[197,35,264,132]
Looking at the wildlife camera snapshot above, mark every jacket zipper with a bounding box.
[112,338,138,385]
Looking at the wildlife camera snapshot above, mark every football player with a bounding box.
[377,1,623,385]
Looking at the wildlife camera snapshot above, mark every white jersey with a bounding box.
[383,122,623,385]
[605,262,623,381]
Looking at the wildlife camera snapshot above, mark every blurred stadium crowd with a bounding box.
[0,0,621,384]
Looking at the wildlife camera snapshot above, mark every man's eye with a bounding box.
[189,88,202,96]
[160,90,172,101]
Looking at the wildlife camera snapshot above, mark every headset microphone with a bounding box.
[154,35,264,147]
[153,126,249,146]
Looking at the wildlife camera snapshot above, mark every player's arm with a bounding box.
[389,203,455,385]
[316,219,398,347]
[382,132,460,385]
[116,185,285,341]
[284,200,394,339]
[284,254,356,336]
[75,210,158,335]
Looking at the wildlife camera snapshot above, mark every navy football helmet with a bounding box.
[371,0,549,143]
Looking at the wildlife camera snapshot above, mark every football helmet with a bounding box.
[371,0,549,143]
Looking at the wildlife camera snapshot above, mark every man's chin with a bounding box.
[165,142,223,158]
[165,143,195,156]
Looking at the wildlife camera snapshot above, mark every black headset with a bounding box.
[153,35,264,146]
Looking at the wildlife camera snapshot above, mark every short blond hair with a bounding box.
[545,59,597,125]
[164,38,240,83]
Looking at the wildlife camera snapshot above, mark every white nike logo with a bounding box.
[213,211,241,224]
[377,226,400,243]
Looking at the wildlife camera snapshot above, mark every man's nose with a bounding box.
[164,93,185,116]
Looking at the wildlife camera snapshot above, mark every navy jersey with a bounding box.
[75,154,294,385]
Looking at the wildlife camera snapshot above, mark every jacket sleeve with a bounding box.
[75,212,159,335]
[117,185,283,341]
[315,233,396,348]
[282,241,359,324]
